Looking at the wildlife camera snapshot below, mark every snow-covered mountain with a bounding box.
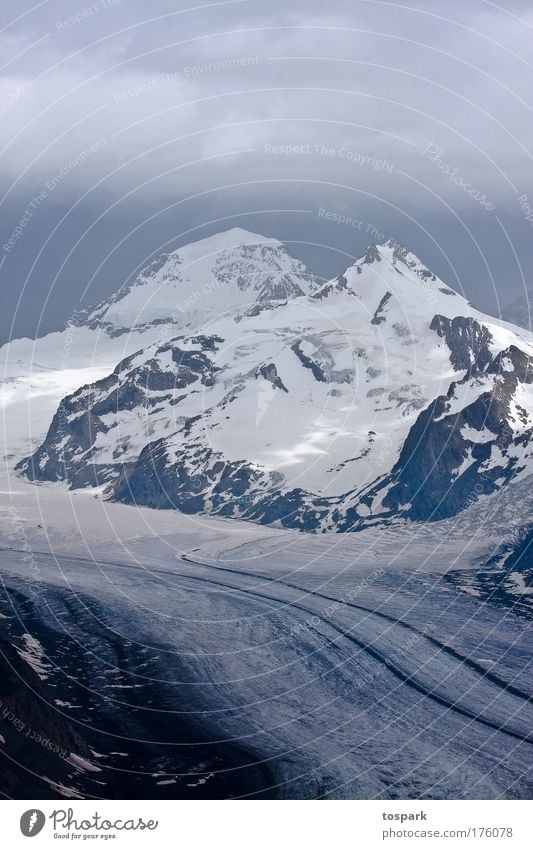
[15,232,533,531]
[70,227,321,335]
[0,229,320,462]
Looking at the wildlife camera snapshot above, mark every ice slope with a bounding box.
[0,474,531,798]
[0,228,321,464]
[72,227,320,334]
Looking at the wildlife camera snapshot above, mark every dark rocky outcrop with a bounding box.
[430,315,493,372]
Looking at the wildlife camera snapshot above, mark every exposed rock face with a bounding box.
[430,315,494,371]
[19,336,222,489]
[371,292,392,325]
[256,363,288,393]
[352,344,533,525]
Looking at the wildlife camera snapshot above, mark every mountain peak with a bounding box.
[382,238,413,259]
[7,224,533,535]
[357,239,439,285]
[69,227,318,337]
[172,227,283,263]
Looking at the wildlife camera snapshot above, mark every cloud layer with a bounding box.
[2,0,533,340]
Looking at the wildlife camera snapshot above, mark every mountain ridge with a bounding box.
[14,229,533,532]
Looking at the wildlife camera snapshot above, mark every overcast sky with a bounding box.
[1,0,533,343]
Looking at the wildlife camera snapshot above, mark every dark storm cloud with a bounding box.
[1,0,533,341]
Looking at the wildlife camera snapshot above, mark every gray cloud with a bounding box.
[1,0,533,342]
